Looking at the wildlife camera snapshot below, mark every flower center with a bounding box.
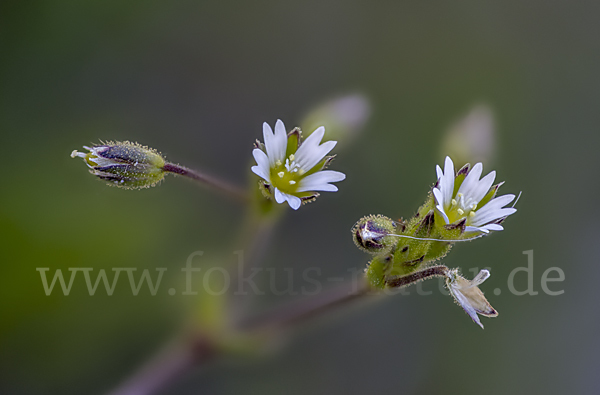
[445,193,478,223]
[269,154,306,194]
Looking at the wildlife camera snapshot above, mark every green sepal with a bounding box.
[477,181,504,209]
[365,257,388,289]
[302,155,336,178]
[285,127,302,157]
[452,163,470,197]
[423,241,452,263]
[415,192,435,219]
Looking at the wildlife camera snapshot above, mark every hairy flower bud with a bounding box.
[300,94,370,148]
[352,215,398,254]
[71,141,166,189]
[440,104,496,166]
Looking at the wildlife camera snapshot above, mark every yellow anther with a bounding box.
[275,160,282,166]
[472,203,477,210]
[298,169,305,175]
[278,171,285,178]
[289,154,295,161]
[451,199,457,206]
[457,208,464,216]
[469,211,476,218]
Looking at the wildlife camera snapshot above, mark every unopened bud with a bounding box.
[440,104,496,166]
[71,141,166,189]
[301,94,370,147]
[352,215,397,254]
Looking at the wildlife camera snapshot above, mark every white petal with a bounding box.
[274,187,286,204]
[436,205,450,224]
[295,140,336,171]
[263,122,286,166]
[305,183,338,192]
[471,194,516,221]
[441,157,455,204]
[482,223,504,231]
[470,207,517,227]
[457,162,483,200]
[432,188,444,207]
[471,170,496,204]
[444,156,454,173]
[297,170,344,188]
[471,269,491,286]
[252,149,271,178]
[262,123,275,165]
[273,119,288,162]
[436,165,444,180]
[294,127,336,171]
[316,184,338,192]
[465,225,489,233]
[479,194,516,212]
[297,170,345,192]
[303,126,326,147]
[251,165,270,181]
[284,194,302,210]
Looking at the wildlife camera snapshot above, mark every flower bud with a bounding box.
[300,94,370,148]
[71,141,166,189]
[352,215,397,255]
[440,104,496,166]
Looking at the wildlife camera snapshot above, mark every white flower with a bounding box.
[251,120,346,210]
[433,156,517,234]
[446,268,498,329]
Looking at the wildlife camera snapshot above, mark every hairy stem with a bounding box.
[385,265,449,288]
[239,276,374,331]
[108,265,451,395]
[107,331,215,395]
[163,162,249,202]
[106,277,373,395]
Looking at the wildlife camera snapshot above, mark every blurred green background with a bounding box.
[1,1,598,394]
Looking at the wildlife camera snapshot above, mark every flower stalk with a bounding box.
[161,162,248,203]
[71,141,248,202]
